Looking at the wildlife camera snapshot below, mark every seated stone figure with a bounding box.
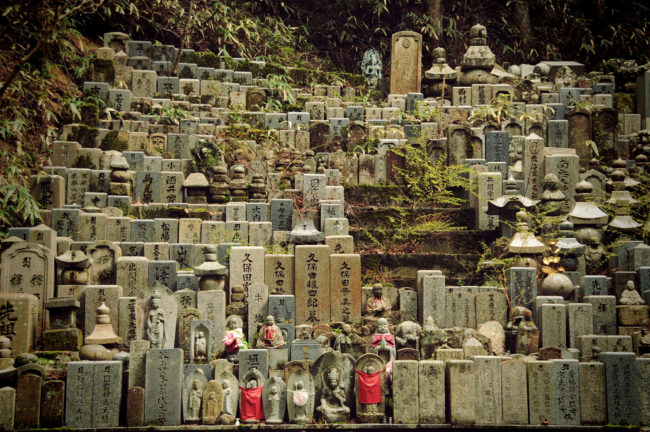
[256,315,285,348]
[619,280,646,305]
[365,283,392,317]
[316,367,350,422]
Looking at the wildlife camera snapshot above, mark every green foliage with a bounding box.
[154,106,190,126]
[393,143,472,208]
[469,94,516,126]
[266,74,295,105]
[0,151,42,234]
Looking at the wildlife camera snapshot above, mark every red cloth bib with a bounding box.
[265,326,275,341]
[355,369,384,404]
[239,385,265,420]
[371,334,395,348]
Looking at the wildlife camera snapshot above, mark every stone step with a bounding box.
[361,252,483,287]
[347,206,475,230]
[351,228,498,254]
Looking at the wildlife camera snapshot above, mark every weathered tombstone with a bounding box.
[420,274,446,326]
[229,246,265,297]
[485,131,509,164]
[126,387,145,427]
[447,360,475,424]
[553,359,580,425]
[527,361,554,424]
[148,260,177,291]
[0,387,15,430]
[247,283,269,343]
[473,356,502,424]
[579,362,606,424]
[637,358,650,425]
[417,360,445,423]
[87,240,122,285]
[390,31,422,95]
[0,293,37,354]
[3,243,54,347]
[329,254,361,323]
[583,295,616,334]
[501,359,528,424]
[566,109,592,167]
[540,303,566,348]
[295,245,331,325]
[15,372,42,429]
[600,352,640,425]
[264,254,294,295]
[522,133,544,199]
[507,267,537,309]
[239,349,269,382]
[144,348,183,426]
[567,303,592,348]
[475,289,508,326]
[65,362,94,428]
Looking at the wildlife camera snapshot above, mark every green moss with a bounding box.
[180,50,198,64]
[99,130,128,151]
[333,72,367,87]
[165,206,189,218]
[259,62,287,77]
[80,103,99,127]
[92,58,114,83]
[196,51,220,68]
[288,67,311,86]
[615,92,634,114]
[69,124,99,148]
[233,59,251,72]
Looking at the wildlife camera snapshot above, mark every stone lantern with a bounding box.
[194,244,227,291]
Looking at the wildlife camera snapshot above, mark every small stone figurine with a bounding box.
[370,318,396,367]
[256,315,285,348]
[222,315,247,362]
[619,280,646,305]
[146,289,166,348]
[194,331,207,362]
[365,283,392,317]
[316,367,350,422]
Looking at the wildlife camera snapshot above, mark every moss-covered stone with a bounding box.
[196,51,220,68]
[42,329,82,351]
[69,124,99,148]
[80,103,100,127]
[259,62,287,77]
[180,50,198,64]
[92,58,114,83]
[165,206,189,218]
[288,68,314,86]
[615,92,634,113]
[188,208,211,220]
[333,72,367,87]
[99,130,128,151]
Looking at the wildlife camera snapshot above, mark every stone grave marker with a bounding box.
[295,245,330,325]
[144,348,183,426]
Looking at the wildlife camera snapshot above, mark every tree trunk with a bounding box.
[513,0,533,53]
[425,0,443,47]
